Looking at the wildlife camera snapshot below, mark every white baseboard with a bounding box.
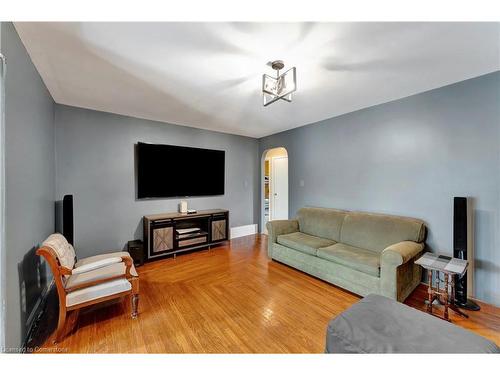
[230,224,258,239]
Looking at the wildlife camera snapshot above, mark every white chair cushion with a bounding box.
[71,257,122,275]
[42,233,76,269]
[65,262,138,290]
[66,279,131,307]
[74,251,131,269]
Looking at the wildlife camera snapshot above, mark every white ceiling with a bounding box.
[14,22,500,138]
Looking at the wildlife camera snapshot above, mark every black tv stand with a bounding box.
[143,209,229,261]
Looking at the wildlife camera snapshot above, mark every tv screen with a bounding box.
[137,142,225,199]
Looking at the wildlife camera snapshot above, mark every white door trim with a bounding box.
[270,156,288,220]
[261,148,289,234]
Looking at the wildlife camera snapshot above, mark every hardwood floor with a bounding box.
[38,234,499,353]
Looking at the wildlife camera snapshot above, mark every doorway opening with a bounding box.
[261,147,289,234]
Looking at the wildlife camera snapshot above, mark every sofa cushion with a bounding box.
[297,207,347,242]
[277,232,335,256]
[340,212,426,253]
[317,243,380,277]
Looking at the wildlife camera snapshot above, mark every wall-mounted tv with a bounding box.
[137,142,225,199]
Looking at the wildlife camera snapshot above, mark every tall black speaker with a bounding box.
[63,195,74,246]
[56,195,74,246]
[453,197,480,311]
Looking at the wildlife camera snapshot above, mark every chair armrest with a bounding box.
[59,266,73,276]
[121,255,135,278]
[72,256,123,275]
[381,241,424,266]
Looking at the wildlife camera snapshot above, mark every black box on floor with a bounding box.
[127,240,145,266]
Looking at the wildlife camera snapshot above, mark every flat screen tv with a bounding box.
[137,142,225,199]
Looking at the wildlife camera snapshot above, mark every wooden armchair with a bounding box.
[36,233,140,343]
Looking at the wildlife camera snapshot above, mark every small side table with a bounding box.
[415,252,469,321]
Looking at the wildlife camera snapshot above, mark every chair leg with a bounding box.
[131,294,139,318]
[54,307,67,343]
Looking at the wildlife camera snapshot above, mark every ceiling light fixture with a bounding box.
[262,60,296,107]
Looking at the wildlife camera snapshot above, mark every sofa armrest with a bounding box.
[381,241,424,266]
[380,241,425,302]
[266,219,299,257]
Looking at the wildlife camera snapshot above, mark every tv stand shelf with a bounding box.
[143,209,229,260]
[176,230,208,240]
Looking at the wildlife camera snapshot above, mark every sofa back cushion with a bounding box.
[297,207,347,241]
[340,212,425,253]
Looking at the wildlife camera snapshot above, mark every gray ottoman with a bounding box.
[325,294,499,353]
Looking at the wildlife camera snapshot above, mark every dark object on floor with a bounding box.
[325,294,499,353]
[453,197,480,311]
[128,240,145,266]
[56,194,74,246]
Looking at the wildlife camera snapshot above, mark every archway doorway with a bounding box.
[261,147,289,234]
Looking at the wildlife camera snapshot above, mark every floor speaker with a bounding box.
[63,195,74,246]
[453,197,480,311]
[56,195,74,246]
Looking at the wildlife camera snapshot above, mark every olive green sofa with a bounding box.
[266,207,426,302]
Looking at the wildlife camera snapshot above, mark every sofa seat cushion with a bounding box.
[317,243,380,277]
[277,232,335,256]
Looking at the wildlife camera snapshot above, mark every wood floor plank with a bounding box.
[39,234,500,353]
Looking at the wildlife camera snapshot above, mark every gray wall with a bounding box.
[55,105,260,258]
[260,72,500,306]
[1,23,55,348]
